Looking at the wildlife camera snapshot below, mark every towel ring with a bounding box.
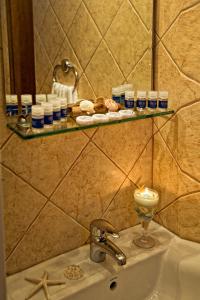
[53,59,80,93]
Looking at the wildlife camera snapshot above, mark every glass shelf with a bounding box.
[7,109,174,140]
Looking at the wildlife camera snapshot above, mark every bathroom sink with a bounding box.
[7,223,200,300]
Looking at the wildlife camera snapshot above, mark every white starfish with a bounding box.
[25,271,66,300]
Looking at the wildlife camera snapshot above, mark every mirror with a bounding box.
[1,0,154,106]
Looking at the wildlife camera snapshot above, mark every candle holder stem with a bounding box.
[134,219,155,249]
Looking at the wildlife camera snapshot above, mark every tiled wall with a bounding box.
[154,1,200,242]
[0,0,153,275]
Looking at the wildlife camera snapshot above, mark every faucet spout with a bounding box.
[90,219,126,266]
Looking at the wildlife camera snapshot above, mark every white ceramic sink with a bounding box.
[7,223,200,300]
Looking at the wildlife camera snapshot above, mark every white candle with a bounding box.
[134,187,159,208]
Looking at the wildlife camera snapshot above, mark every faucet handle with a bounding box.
[90,219,119,241]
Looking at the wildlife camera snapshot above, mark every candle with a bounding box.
[134,187,159,208]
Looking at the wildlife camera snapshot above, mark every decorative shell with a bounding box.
[104,99,119,112]
[80,100,95,114]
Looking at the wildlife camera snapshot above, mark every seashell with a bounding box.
[80,100,95,114]
[105,99,119,112]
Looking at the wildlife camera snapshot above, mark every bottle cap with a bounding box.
[112,87,121,96]
[41,102,53,114]
[36,94,46,104]
[32,105,44,116]
[10,95,18,104]
[47,94,57,102]
[125,91,134,99]
[148,91,158,98]
[122,84,133,92]
[137,91,147,98]
[21,94,32,105]
[159,91,168,99]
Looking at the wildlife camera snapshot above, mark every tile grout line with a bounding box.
[156,190,200,215]
[126,47,150,81]
[6,200,49,262]
[0,132,13,151]
[49,137,91,199]
[1,163,49,199]
[158,0,200,41]
[156,130,200,184]
[128,0,150,33]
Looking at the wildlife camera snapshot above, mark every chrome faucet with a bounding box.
[90,219,126,266]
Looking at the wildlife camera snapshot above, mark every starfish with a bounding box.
[25,271,66,300]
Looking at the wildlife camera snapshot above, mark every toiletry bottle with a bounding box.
[5,95,11,116]
[158,91,169,110]
[60,98,68,121]
[120,84,133,105]
[36,94,46,105]
[49,99,61,124]
[112,87,121,104]
[125,91,135,109]
[10,95,18,116]
[21,94,32,114]
[136,91,147,111]
[42,102,53,127]
[148,91,158,111]
[32,105,44,131]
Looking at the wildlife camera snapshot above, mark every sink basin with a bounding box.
[7,223,200,300]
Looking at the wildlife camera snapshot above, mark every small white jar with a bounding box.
[47,94,57,102]
[10,95,18,116]
[106,112,122,121]
[76,116,94,126]
[119,109,135,119]
[60,98,68,121]
[32,105,44,130]
[92,114,109,124]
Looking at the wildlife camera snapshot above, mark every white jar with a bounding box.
[32,105,44,130]
[158,91,168,110]
[92,114,109,124]
[47,94,57,102]
[148,91,158,111]
[136,91,147,111]
[60,98,68,121]
[9,95,18,116]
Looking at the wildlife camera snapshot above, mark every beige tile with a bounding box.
[68,3,101,69]
[0,106,11,149]
[105,0,150,77]
[78,73,96,100]
[2,167,46,258]
[39,66,53,94]
[104,179,138,231]
[51,142,125,229]
[153,132,200,210]
[93,119,152,174]
[130,0,153,30]
[84,0,123,35]
[127,49,152,91]
[157,202,179,236]
[85,41,124,97]
[160,102,200,182]
[156,0,198,37]
[52,0,81,34]
[40,5,65,63]
[154,44,200,129]
[163,3,200,83]
[6,202,89,274]
[178,192,200,242]
[54,37,83,75]
[34,30,52,92]
[129,139,152,188]
[2,132,89,197]
[32,0,50,31]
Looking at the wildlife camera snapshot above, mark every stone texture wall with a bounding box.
[0,0,153,275]
[154,1,200,242]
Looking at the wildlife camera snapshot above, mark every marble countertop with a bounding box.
[7,222,175,300]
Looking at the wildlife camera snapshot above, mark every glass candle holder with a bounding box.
[133,187,159,249]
